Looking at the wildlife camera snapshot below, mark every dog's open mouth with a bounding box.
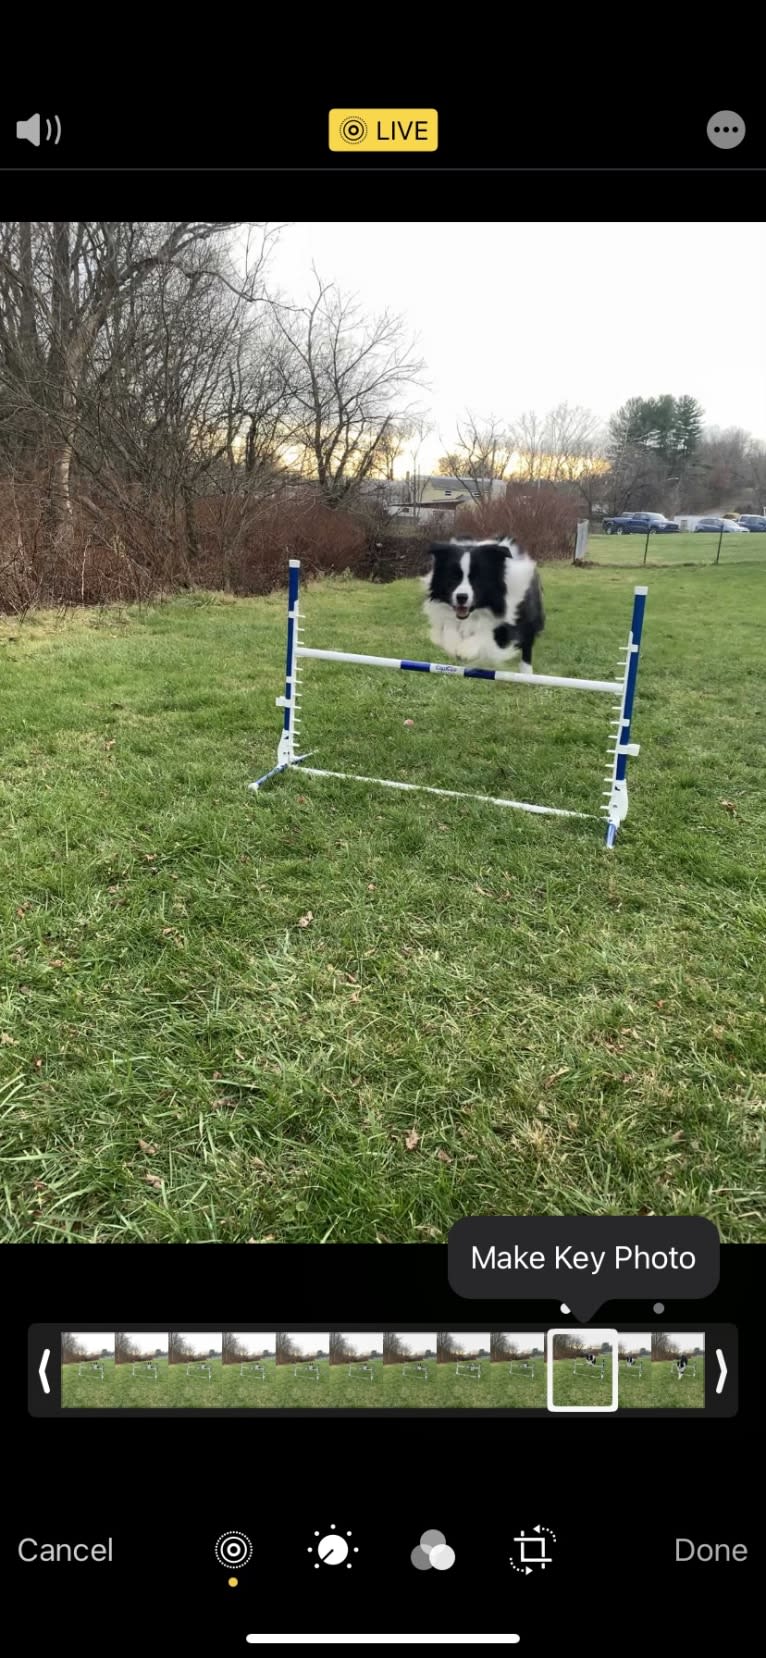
[453,604,472,619]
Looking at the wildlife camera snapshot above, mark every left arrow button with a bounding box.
[39,1348,51,1394]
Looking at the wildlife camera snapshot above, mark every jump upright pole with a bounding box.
[603,585,647,848]
[250,560,647,846]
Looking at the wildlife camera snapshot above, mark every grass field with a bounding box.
[273,1358,330,1403]
[589,530,766,567]
[221,1355,277,1406]
[2,563,765,1242]
[61,1355,221,1407]
[617,1360,653,1408]
[651,1359,704,1408]
[328,1359,383,1404]
[551,1355,614,1406]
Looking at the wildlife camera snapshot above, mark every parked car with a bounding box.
[602,512,679,535]
[694,516,750,534]
[737,515,766,531]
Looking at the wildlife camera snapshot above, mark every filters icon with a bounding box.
[410,1529,456,1571]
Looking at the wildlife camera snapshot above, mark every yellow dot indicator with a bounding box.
[228,1577,238,1588]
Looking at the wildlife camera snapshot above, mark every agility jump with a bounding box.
[250,560,648,847]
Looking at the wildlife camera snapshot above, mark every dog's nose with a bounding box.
[455,592,469,606]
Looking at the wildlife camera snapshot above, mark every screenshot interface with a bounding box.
[0,96,763,1649]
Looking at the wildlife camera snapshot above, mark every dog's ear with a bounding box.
[427,542,455,559]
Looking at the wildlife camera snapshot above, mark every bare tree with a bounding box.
[329,1332,354,1364]
[439,413,515,503]
[61,1332,87,1363]
[509,402,603,486]
[222,1333,250,1364]
[0,221,281,581]
[273,276,424,505]
[168,1333,194,1364]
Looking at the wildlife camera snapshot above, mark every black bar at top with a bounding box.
[0,97,761,170]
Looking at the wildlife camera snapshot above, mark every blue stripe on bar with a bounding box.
[399,659,497,679]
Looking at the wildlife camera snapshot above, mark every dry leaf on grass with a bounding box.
[436,1149,453,1164]
[404,719,415,728]
[144,1173,163,1189]
[720,799,737,813]
[405,1128,421,1151]
[1,1033,15,1045]
[138,1139,157,1155]
[298,911,313,928]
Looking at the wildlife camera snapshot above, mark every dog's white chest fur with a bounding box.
[425,602,514,664]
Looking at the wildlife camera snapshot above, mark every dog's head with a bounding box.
[425,538,513,618]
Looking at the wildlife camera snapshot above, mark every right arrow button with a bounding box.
[715,1348,727,1395]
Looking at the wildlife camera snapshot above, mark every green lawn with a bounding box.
[590,530,766,567]
[61,1355,222,1407]
[221,1356,277,1407]
[651,1358,705,1408]
[551,1355,614,1405]
[616,1360,653,1408]
[328,1359,383,1404]
[274,1358,330,1403]
[1,564,764,1242]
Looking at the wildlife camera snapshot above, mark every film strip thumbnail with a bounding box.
[52,1328,713,1410]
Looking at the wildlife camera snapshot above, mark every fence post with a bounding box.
[643,530,650,566]
[715,527,724,565]
[574,519,589,563]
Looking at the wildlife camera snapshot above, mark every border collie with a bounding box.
[423,537,544,672]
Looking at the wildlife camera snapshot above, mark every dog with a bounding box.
[423,536,544,671]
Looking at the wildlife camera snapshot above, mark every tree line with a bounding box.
[1,221,763,610]
[437,396,766,519]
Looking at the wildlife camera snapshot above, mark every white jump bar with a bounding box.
[245,1637,520,1647]
[297,647,620,696]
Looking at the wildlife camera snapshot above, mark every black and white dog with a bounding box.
[423,537,544,672]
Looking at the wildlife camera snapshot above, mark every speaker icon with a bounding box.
[16,114,62,147]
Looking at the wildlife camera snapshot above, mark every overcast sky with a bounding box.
[265,223,766,467]
[338,1333,384,1357]
[389,1333,436,1356]
[116,1332,165,1353]
[68,1332,115,1354]
[285,1333,329,1357]
[443,1333,491,1354]
[228,1334,276,1357]
[619,1334,651,1354]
